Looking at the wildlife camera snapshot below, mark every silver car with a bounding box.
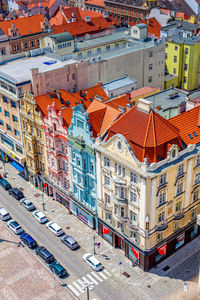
[20,198,35,211]
[61,234,79,249]
[7,220,24,235]
[0,207,10,221]
[32,210,48,224]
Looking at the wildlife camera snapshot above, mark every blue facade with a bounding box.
[68,105,98,230]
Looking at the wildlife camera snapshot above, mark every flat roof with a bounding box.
[0,55,77,84]
[103,76,137,91]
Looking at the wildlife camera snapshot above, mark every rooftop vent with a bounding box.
[94,94,103,102]
[168,91,178,99]
[85,16,91,23]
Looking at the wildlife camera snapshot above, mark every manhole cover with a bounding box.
[34,193,41,198]
[19,187,24,191]
[122,272,130,278]
[66,226,70,230]
[147,285,151,288]
[163,265,170,271]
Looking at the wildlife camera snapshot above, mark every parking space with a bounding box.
[0,222,75,300]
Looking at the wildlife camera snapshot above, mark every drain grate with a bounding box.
[163,265,170,271]
[66,226,70,230]
[122,272,130,278]
[34,193,41,198]
[147,285,151,288]
[19,187,24,191]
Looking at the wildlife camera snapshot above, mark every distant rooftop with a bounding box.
[103,76,137,92]
[167,35,200,45]
[50,32,74,44]
[161,20,199,32]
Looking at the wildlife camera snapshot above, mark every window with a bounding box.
[3,96,8,103]
[185,48,188,55]
[105,193,110,203]
[14,129,20,136]
[177,164,184,176]
[195,173,200,185]
[165,53,168,59]
[6,124,11,131]
[87,50,91,55]
[16,144,22,154]
[159,190,166,206]
[0,107,1,113]
[115,43,119,48]
[105,212,111,220]
[159,173,166,186]
[77,157,81,166]
[90,161,94,172]
[12,115,18,122]
[191,208,197,220]
[122,167,126,177]
[24,42,28,49]
[148,76,152,83]
[30,41,34,47]
[193,190,199,202]
[158,211,165,224]
[120,187,125,199]
[183,76,187,83]
[78,52,82,58]
[130,211,137,221]
[114,205,118,214]
[84,176,87,186]
[184,64,187,71]
[104,175,110,186]
[77,119,84,129]
[157,232,163,242]
[4,110,9,117]
[130,172,138,183]
[175,46,178,50]
[72,73,76,80]
[0,120,4,126]
[104,157,110,167]
[174,56,177,62]
[174,221,179,231]
[196,155,200,166]
[106,45,110,51]
[130,191,137,203]
[173,68,176,75]
[166,43,168,48]
[118,165,121,175]
[176,179,183,195]
[149,51,153,57]
[121,207,125,217]
[72,151,75,160]
[52,158,55,167]
[175,201,181,213]
[149,64,152,70]
[37,39,40,46]
[77,174,81,184]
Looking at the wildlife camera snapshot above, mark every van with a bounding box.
[0,207,10,221]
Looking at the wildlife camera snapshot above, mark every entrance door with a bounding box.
[115,235,121,248]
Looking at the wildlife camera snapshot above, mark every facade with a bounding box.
[85,0,105,14]
[95,98,200,270]
[20,92,46,187]
[165,36,200,91]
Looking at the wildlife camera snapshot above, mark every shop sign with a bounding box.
[102,225,112,243]
[103,226,109,234]
[129,245,140,261]
[157,243,167,256]
[175,232,185,250]
[132,246,140,260]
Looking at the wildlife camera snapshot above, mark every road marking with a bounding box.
[82,276,90,284]
[87,274,98,285]
[73,281,84,293]
[99,271,107,279]
[68,284,80,297]
[91,271,103,282]
[103,269,112,277]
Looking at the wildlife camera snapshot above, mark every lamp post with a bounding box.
[93,235,96,255]
[83,282,94,300]
[3,161,6,178]
[42,193,45,211]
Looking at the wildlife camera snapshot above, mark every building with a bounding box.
[130,86,160,105]
[102,76,137,98]
[94,98,200,270]
[0,15,51,57]
[160,19,200,39]
[165,36,200,90]
[85,0,105,14]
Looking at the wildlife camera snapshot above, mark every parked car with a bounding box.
[35,246,55,263]
[20,232,37,249]
[83,253,103,271]
[61,234,79,250]
[32,210,48,224]
[7,220,24,235]
[20,198,35,211]
[46,221,63,236]
[49,261,67,278]
[0,178,11,190]
[8,188,24,200]
[0,207,10,221]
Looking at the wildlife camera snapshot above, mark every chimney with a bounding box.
[79,89,83,97]
[137,98,152,113]
[56,90,64,104]
[118,105,125,113]
[126,103,132,111]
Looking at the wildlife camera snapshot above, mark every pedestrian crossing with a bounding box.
[68,269,112,297]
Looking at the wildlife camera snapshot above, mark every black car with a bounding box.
[35,246,55,263]
[0,178,11,190]
[20,233,37,249]
[8,188,24,200]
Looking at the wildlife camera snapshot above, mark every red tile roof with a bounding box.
[130,18,161,37]
[169,106,200,146]
[104,94,131,110]
[85,0,105,7]
[130,86,159,98]
[73,85,109,105]
[106,106,183,163]
[0,14,44,36]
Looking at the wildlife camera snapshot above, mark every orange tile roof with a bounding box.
[104,94,131,109]
[87,99,120,137]
[130,86,159,99]
[0,14,44,36]
[129,18,161,38]
[169,106,200,146]
[73,85,109,105]
[106,106,183,163]
[85,0,105,7]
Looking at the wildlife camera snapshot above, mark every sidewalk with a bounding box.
[2,162,200,300]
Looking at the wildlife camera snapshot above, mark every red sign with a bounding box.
[43,183,47,188]
[132,246,140,260]
[103,226,109,234]
[157,243,167,255]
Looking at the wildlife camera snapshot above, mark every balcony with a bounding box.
[112,196,128,205]
[174,211,184,220]
[156,223,168,232]
[127,220,138,231]
[113,214,128,223]
[102,203,112,212]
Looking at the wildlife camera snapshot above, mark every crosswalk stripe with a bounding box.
[103,269,112,277]
[77,279,86,288]
[68,284,80,297]
[73,281,84,293]
[98,271,107,279]
[91,271,103,282]
[87,274,98,285]
[82,276,90,284]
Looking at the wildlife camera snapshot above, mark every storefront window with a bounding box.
[102,225,113,243]
[175,232,185,250]
[129,245,140,262]
[190,224,198,240]
[77,207,88,223]
[155,243,167,263]
[56,192,70,209]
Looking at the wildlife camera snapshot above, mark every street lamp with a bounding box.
[3,161,6,178]
[93,236,96,255]
[42,193,45,211]
[83,282,94,300]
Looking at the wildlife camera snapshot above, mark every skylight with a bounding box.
[189,134,193,139]
[193,132,197,137]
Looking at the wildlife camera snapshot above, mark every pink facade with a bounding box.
[43,103,72,198]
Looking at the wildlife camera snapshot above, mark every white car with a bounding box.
[7,220,24,235]
[83,253,103,271]
[20,198,35,211]
[0,207,10,221]
[46,221,63,236]
[32,210,48,224]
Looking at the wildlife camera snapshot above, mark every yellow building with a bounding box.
[95,98,200,270]
[20,92,46,188]
[165,36,200,91]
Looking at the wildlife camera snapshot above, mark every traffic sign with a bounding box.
[184,282,188,293]
[97,242,101,248]
[119,261,122,265]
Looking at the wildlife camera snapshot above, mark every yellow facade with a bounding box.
[20,92,46,187]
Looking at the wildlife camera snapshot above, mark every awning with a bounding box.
[10,161,24,173]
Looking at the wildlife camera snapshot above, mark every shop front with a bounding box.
[55,191,71,211]
[128,245,140,264]
[155,243,167,263]
[72,202,96,229]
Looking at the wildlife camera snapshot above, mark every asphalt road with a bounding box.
[0,188,125,300]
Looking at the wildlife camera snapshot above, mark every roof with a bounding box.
[167,35,200,45]
[130,18,161,37]
[134,23,148,29]
[50,32,74,43]
[169,106,200,146]
[159,0,195,17]
[85,0,105,7]
[103,76,137,92]
[131,86,159,98]
[105,94,131,110]
[73,84,109,104]
[87,99,120,137]
[105,105,183,163]
[0,14,44,37]
[161,20,199,32]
